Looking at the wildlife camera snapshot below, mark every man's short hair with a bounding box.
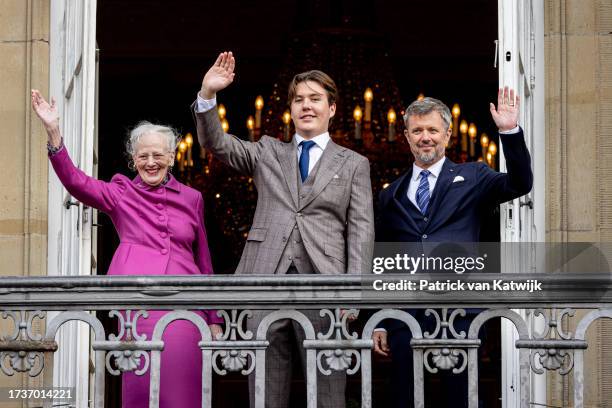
[287,70,338,105]
[403,97,452,130]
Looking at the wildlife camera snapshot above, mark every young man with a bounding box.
[193,51,374,408]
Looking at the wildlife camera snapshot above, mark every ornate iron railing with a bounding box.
[0,274,611,408]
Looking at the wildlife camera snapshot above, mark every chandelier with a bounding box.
[179,29,498,272]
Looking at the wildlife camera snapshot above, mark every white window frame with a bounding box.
[498,0,546,407]
[48,1,98,407]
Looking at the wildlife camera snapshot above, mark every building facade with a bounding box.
[0,0,611,406]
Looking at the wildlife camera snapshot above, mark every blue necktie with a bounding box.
[299,140,316,182]
[416,170,431,214]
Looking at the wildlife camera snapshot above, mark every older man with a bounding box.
[373,88,533,407]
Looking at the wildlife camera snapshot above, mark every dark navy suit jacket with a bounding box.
[376,130,533,244]
[376,129,533,332]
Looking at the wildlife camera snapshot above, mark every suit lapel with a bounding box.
[390,169,421,233]
[276,141,300,208]
[427,158,458,217]
[299,141,347,209]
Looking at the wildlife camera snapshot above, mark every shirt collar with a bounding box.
[411,156,446,181]
[294,132,330,151]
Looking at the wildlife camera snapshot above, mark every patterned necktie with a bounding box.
[299,140,316,182]
[416,170,431,214]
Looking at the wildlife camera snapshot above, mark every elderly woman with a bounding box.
[31,90,222,408]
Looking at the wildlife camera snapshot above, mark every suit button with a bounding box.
[296,212,302,217]
[160,248,168,255]
[282,236,287,242]
[422,234,428,239]
[294,240,301,244]
[158,215,165,222]
[294,225,298,230]
[160,232,168,238]
[423,217,429,222]
[157,203,164,210]
[157,189,164,194]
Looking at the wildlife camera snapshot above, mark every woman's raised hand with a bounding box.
[31,89,62,148]
[199,51,236,99]
[31,89,59,130]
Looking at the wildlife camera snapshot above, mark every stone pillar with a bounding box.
[0,0,50,278]
[0,0,50,402]
[545,0,612,406]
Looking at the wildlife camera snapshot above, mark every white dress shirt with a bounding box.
[196,94,217,113]
[294,132,330,173]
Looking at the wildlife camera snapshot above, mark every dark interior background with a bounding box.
[96,0,499,176]
[96,0,501,271]
[96,1,501,407]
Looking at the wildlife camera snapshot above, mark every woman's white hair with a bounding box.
[126,121,181,156]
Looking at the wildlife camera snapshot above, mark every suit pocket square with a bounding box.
[452,175,465,183]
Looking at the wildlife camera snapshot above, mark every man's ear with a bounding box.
[404,128,410,143]
[329,103,336,118]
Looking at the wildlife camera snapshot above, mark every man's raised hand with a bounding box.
[200,51,236,99]
[489,86,520,132]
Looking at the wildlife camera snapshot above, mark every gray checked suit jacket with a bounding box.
[194,106,374,275]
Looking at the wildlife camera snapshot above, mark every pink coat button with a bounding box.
[157,189,164,194]
[160,248,168,255]
[160,232,168,238]
[158,215,165,222]
[156,203,164,209]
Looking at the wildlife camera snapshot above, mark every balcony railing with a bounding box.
[0,274,611,408]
